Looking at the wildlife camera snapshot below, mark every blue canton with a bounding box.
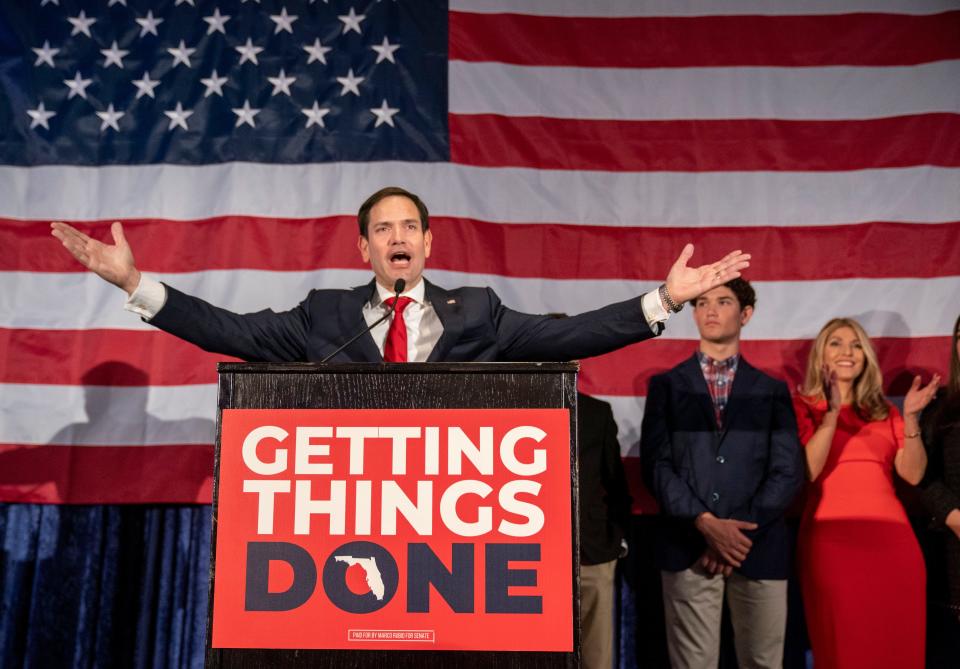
[0,0,449,166]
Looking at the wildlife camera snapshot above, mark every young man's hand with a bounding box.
[699,548,734,577]
[694,512,758,568]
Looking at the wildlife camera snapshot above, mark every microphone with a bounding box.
[320,278,406,363]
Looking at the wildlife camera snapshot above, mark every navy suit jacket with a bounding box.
[150,278,659,362]
[640,354,803,579]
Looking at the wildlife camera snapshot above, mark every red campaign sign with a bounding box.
[212,408,573,651]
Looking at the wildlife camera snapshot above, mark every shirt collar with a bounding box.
[697,351,740,370]
[372,278,426,307]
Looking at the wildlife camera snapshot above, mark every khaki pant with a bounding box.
[661,564,787,669]
[580,560,617,669]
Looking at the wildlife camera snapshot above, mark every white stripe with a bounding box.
[451,0,958,17]
[6,270,958,339]
[425,272,959,340]
[0,381,642,452]
[0,383,216,446]
[4,163,959,227]
[450,61,960,121]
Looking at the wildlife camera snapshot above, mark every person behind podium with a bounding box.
[575,391,632,669]
[51,186,750,363]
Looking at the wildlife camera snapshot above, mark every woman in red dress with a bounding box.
[793,318,939,669]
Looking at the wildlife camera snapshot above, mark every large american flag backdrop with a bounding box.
[1,0,958,505]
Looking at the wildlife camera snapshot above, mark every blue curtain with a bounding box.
[0,504,210,669]
[4,506,950,668]
[0,506,781,669]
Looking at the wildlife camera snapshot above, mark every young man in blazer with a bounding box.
[640,278,803,669]
[51,187,751,363]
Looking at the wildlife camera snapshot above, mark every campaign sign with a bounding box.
[212,408,573,651]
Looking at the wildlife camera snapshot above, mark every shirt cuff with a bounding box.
[641,289,671,326]
[124,274,167,320]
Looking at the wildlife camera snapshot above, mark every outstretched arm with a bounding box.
[663,244,751,305]
[51,221,141,295]
[51,220,310,362]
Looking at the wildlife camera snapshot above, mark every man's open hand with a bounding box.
[51,221,141,295]
[665,244,751,305]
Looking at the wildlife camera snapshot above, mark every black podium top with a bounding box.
[218,362,580,374]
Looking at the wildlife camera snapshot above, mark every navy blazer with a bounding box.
[640,354,803,579]
[150,278,659,362]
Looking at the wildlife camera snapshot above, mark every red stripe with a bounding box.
[579,336,951,398]
[0,444,213,504]
[11,217,960,281]
[3,328,949,395]
[450,114,960,172]
[449,11,960,67]
[26,214,365,273]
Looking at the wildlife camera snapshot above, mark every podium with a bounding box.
[206,362,581,668]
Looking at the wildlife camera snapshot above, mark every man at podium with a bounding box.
[51,186,749,363]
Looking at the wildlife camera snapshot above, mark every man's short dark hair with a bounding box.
[689,277,756,311]
[357,186,430,237]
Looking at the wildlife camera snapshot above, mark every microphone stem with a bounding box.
[319,281,404,363]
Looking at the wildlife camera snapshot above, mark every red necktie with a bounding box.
[383,296,413,362]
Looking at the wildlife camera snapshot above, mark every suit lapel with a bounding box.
[425,280,463,362]
[678,354,719,433]
[339,280,382,362]
[720,357,758,441]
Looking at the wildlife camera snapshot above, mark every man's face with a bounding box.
[691,286,752,345]
[358,195,432,290]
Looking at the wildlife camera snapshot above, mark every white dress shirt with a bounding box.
[362,279,442,362]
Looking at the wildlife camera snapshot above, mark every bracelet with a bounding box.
[904,430,921,439]
[658,283,684,313]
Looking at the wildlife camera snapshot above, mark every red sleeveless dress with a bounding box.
[793,398,925,669]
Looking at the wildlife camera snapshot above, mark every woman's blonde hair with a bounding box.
[801,317,889,421]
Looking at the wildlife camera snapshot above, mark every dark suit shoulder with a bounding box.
[577,393,612,413]
[424,281,495,304]
[298,282,373,308]
[650,354,698,385]
[645,370,676,395]
[432,284,488,297]
[649,369,671,384]
[306,283,370,299]
[739,358,790,394]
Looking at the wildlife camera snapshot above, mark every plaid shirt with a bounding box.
[697,352,740,430]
